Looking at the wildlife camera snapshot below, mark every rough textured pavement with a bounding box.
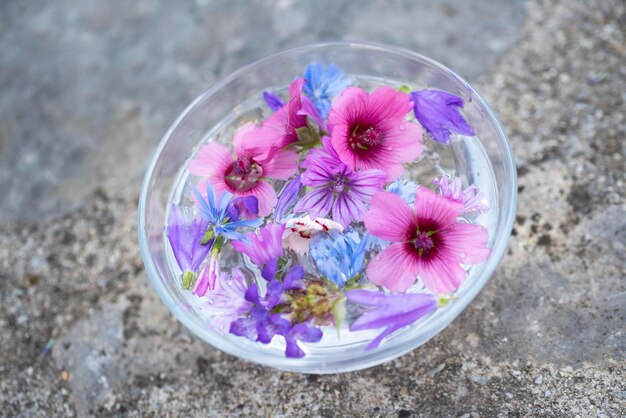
[1,0,625,417]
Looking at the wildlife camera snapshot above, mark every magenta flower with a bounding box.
[254,78,323,152]
[193,250,220,297]
[293,137,387,227]
[188,123,298,217]
[347,289,437,350]
[230,223,286,268]
[433,175,488,215]
[328,86,423,181]
[410,90,475,144]
[364,188,491,293]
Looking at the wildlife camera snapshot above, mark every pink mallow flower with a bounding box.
[329,86,423,181]
[363,188,491,293]
[188,123,298,217]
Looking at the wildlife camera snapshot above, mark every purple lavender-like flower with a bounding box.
[269,316,323,358]
[274,175,303,223]
[263,91,285,112]
[410,90,475,144]
[166,204,212,289]
[263,262,305,307]
[231,223,286,268]
[433,175,488,215]
[229,271,322,358]
[293,137,387,227]
[346,289,437,350]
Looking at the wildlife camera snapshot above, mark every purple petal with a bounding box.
[263,91,285,111]
[411,90,475,144]
[293,188,334,219]
[349,169,387,199]
[229,316,258,340]
[292,323,323,343]
[244,283,260,304]
[282,265,305,290]
[265,279,284,309]
[227,195,259,221]
[274,176,303,222]
[262,258,278,281]
[346,290,437,349]
[284,337,305,358]
[166,204,211,272]
[332,192,366,227]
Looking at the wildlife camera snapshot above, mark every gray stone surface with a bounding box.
[1,0,625,417]
[0,0,524,223]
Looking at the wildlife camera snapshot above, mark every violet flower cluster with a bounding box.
[165,62,491,357]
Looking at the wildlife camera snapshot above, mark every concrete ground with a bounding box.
[1,0,625,416]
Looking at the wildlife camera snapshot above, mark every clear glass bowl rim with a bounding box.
[138,41,517,373]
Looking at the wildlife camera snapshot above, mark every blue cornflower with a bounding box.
[309,228,369,287]
[192,183,263,242]
[386,178,418,205]
[302,62,352,119]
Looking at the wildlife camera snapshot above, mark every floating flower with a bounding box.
[166,204,212,289]
[433,175,488,215]
[302,62,352,119]
[192,183,263,242]
[274,176,303,223]
[329,86,423,181]
[282,215,343,255]
[293,137,387,227]
[229,267,323,358]
[231,223,286,268]
[364,188,491,293]
[193,247,220,297]
[310,228,369,287]
[262,91,285,111]
[201,269,253,333]
[263,263,306,307]
[347,289,437,350]
[188,123,299,217]
[277,319,324,358]
[410,90,475,144]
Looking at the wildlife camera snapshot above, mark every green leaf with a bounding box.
[398,84,413,94]
[295,126,321,149]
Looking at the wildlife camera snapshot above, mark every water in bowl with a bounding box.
[163,75,497,358]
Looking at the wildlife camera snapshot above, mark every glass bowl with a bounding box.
[138,41,517,373]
